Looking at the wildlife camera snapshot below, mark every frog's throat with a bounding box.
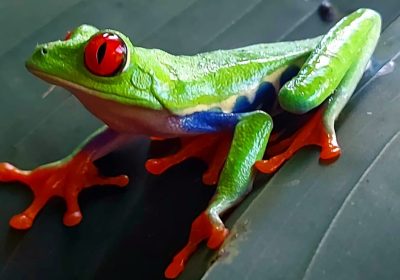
[26,68,183,136]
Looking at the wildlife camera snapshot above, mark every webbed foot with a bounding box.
[256,108,341,174]
[0,152,129,229]
[146,132,232,185]
[165,212,229,279]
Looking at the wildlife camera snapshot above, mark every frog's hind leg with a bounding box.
[165,111,273,279]
[256,8,381,174]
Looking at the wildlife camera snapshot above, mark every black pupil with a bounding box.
[96,42,107,64]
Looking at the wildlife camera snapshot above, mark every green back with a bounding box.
[137,37,321,114]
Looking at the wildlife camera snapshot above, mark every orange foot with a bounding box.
[146,132,233,185]
[0,152,129,230]
[256,108,341,174]
[165,212,229,279]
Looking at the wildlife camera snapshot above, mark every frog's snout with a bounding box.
[25,43,51,71]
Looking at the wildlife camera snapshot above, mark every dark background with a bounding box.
[1,0,400,279]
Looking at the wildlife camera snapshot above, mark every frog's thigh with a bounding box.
[278,8,381,114]
[178,111,241,133]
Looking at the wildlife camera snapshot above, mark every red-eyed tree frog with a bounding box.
[0,8,381,279]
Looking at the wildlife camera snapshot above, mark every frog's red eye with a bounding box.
[64,31,72,40]
[84,33,127,77]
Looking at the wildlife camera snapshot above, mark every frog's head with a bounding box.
[25,25,162,110]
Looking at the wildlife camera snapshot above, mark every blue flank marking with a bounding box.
[179,111,241,133]
[179,72,306,133]
[233,81,276,113]
[279,65,300,87]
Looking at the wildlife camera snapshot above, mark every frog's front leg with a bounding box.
[165,111,273,279]
[0,126,134,229]
[257,8,381,173]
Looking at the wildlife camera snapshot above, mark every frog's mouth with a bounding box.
[26,66,162,110]
[27,67,126,103]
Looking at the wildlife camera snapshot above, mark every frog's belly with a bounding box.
[73,90,186,137]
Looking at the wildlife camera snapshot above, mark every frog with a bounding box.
[0,8,381,279]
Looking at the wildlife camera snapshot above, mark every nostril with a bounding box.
[40,47,48,55]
